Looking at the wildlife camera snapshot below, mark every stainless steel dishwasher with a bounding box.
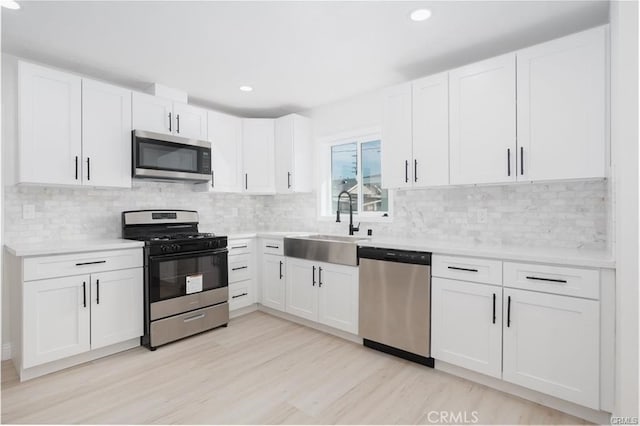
[358,246,434,367]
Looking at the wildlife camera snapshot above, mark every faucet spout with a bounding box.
[336,190,359,236]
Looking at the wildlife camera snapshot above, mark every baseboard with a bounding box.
[230,303,258,319]
[435,360,612,424]
[2,343,11,361]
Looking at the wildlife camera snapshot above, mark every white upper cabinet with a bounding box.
[517,26,607,181]
[173,102,208,140]
[242,118,275,194]
[275,114,313,193]
[132,92,207,140]
[412,72,450,187]
[381,82,413,189]
[449,53,517,185]
[19,61,82,186]
[81,79,132,188]
[207,110,243,192]
[132,92,173,135]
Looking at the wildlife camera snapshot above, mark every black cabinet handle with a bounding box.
[405,160,409,183]
[287,172,291,189]
[507,295,511,327]
[312,265,316,286]
[168,112,172,132]
[176,114,180,134]
[492,293,496,324]
[520,146,524,175]
[447,266,478,272]
[87,157,91,181]
[75,156,78,180]
[266,245,279,249]
[232,266,248,271]
[414,159,418,182]
[318,267,323,287]
[232,292,248,299]
[211,170,214,188]
[75,260,107,266]
[507,148,511,176]
[231,245,247,249]
[279,261,283,279]
[525,276,567,283]
[82,282,86,308]
[96,279,100,305]
[245,173,248,190]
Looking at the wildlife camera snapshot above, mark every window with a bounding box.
[321,132,391,220]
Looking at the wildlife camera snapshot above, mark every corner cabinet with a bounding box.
[9,247,144,381]
[242,119,275,194]
[275,114,313,193]
[203,110,243,192]
[449,53,517,185]
[285,257,358,334]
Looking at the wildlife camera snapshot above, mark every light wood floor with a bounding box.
[1,311,589,425]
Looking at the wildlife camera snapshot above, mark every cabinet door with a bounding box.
[517,26,606,181]
[449,53,516,184]
[90,268,143,350]
[132,92,172,135]
[284,258,317,321]
[503,288,599,409]
[18,61,82,186]
[208,110,243,192]
[173,102,208,140]
[412,72,450,187]
[82,79,132,188]
[262,255,286,311]
[317,262,359,334]
[381,82,413,188]
[242,118,275,194]
[23,275,91,368]
[431,278,502,378]
[275,114,312,193]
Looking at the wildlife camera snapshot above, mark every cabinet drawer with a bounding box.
[150,303,229,347]
[504,262,599,299]
[228,239,252,255]
[262,238,284,256]
[229,281,253,311]
[229,254,251,283]
[24,249,143,281]
[432,255,502,285]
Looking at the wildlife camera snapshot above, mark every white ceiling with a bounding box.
[2,1,609,117]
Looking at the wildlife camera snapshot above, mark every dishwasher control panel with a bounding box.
[358,246,431,265]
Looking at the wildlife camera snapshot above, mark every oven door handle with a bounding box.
[149,248,228,261]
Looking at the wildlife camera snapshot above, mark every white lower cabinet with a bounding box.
[90,268,144,350]
[502,288,600,409]
[262,254,286,311]
[285,257,358,334]
[23,275,91,368]
[431,277,502,378]
[228,238,256,311]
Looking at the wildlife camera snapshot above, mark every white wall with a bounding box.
[610,0,639,417]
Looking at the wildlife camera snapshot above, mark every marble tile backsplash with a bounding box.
[4,179,608,250]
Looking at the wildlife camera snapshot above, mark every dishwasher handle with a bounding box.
[358,246,431,265]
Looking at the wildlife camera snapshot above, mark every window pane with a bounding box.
[361,140,388,212]
[331,143,358,214]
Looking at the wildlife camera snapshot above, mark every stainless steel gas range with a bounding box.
[122,210,229,350]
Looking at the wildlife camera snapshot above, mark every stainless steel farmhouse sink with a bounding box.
[284,234,371,266]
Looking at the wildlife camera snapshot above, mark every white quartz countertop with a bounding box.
[358,238,615,269]
[225,231,315,239]
[5,239,145,257]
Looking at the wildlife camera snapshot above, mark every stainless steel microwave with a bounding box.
[132,130,212,182]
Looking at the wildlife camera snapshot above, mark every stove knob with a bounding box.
[160,245,168,253]
[173,244,180,251]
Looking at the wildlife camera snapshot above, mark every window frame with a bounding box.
[317,128,393,222]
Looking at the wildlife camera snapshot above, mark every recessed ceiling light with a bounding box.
[239,85,253,92]
[410,8,431,22]
[0,0,20,9]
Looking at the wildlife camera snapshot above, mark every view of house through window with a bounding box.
[330,138,389,217]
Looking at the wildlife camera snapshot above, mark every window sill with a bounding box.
[317,214,393,224]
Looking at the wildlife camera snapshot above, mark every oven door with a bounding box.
[148,249,228,304]
[133,130,211,182]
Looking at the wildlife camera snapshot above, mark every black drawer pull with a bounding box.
[265,245,279,249]
[232,292,248,299]
[525,276,567,283]
[231,245,247,249]
[447,266,478,273]
[75,260,107,266]
[232,266,248,271]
